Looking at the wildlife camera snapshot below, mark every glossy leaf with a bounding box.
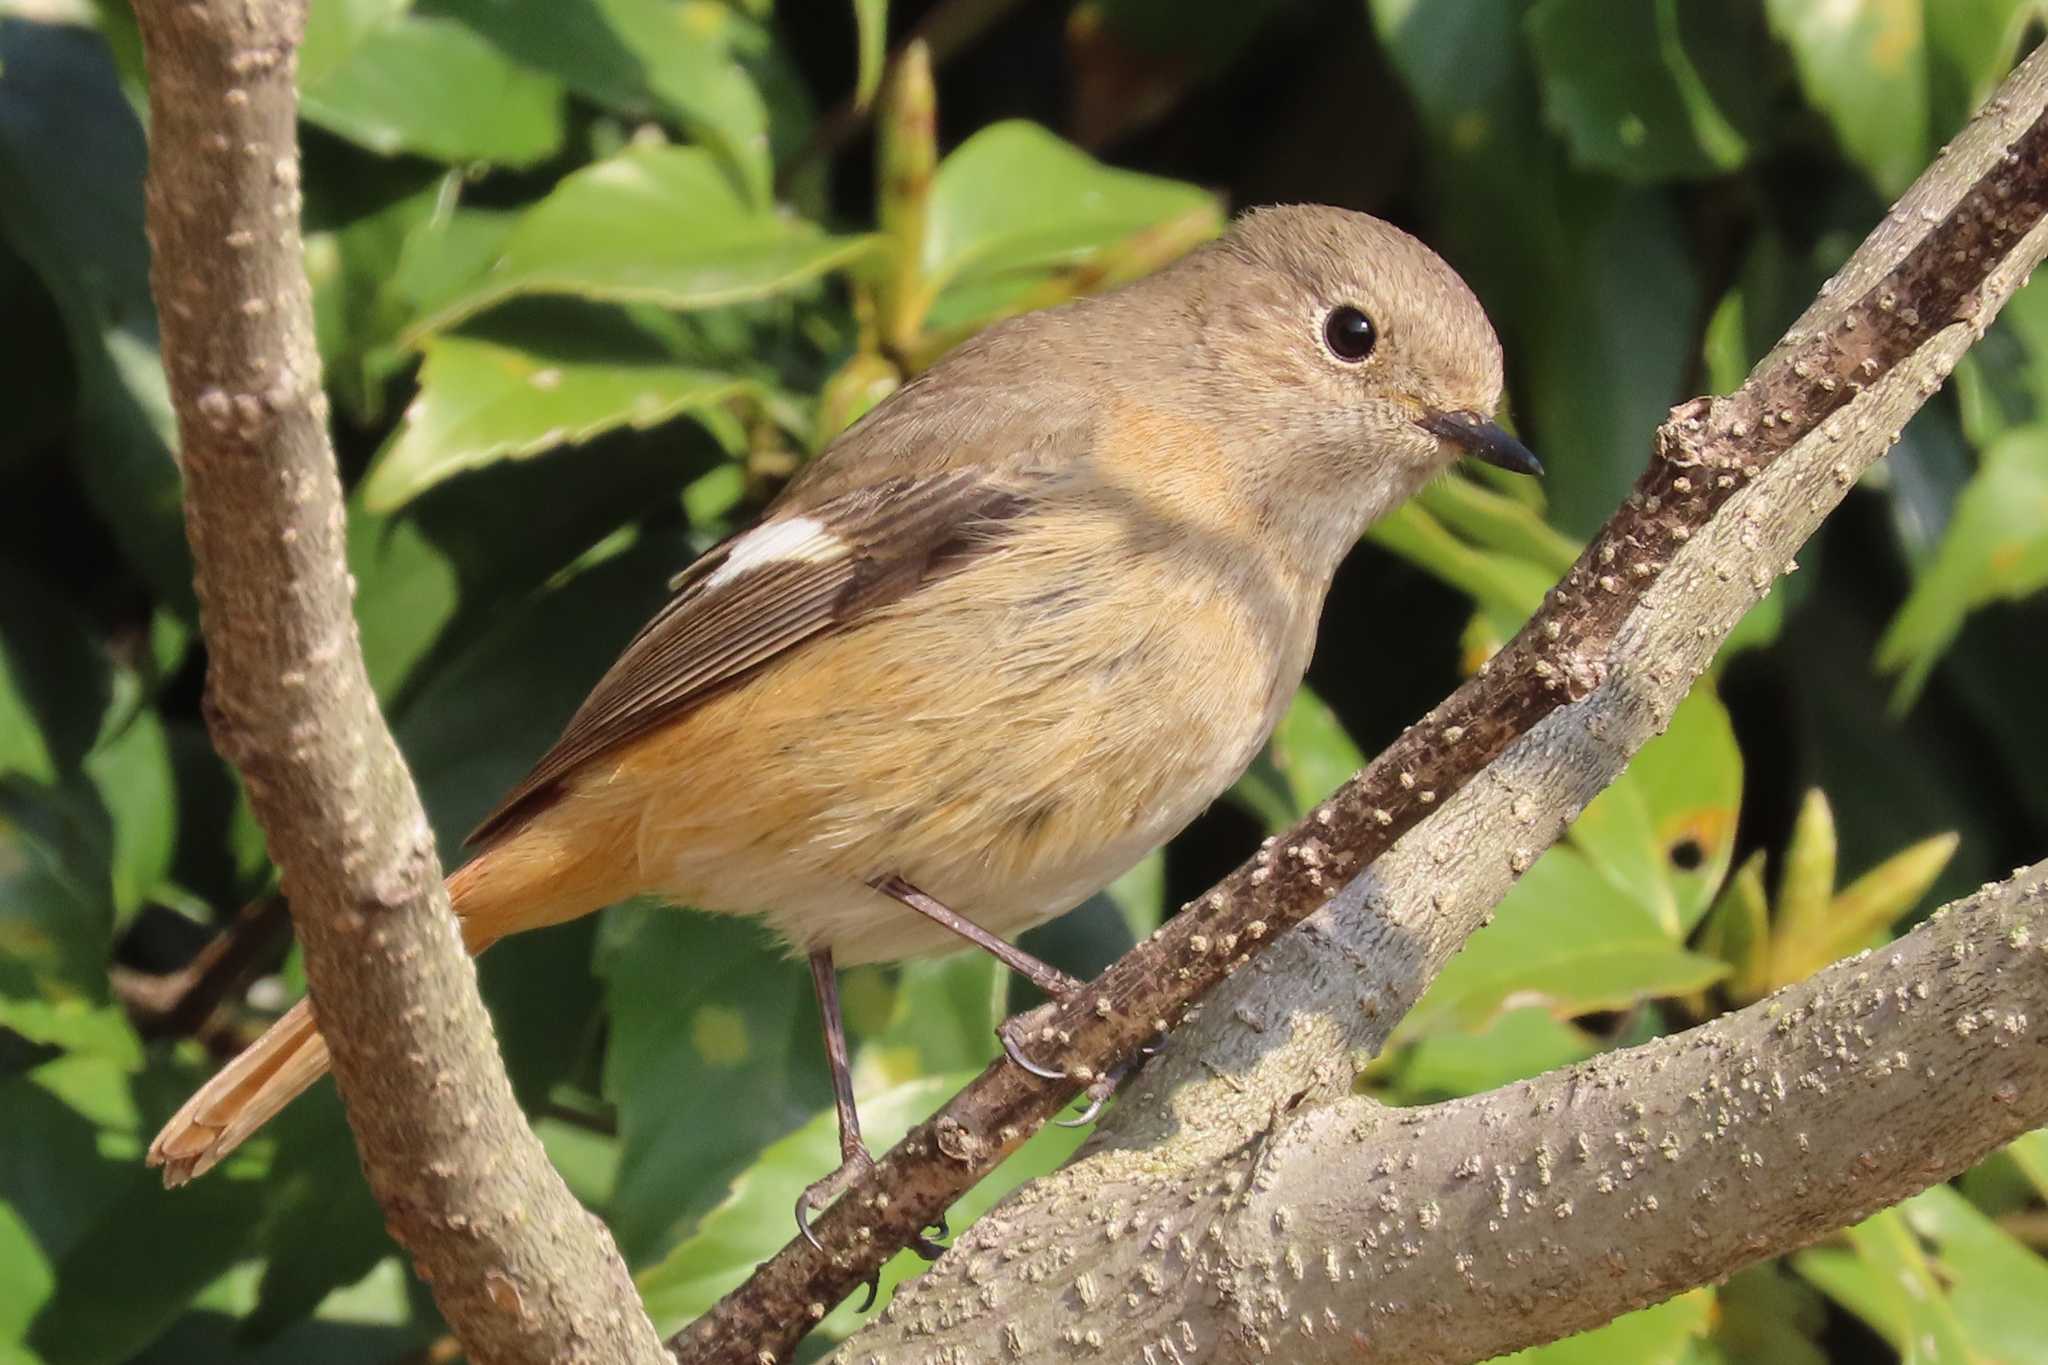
[1878,426,2048,708]
[363,322,757,511]
[1568,683,1743,937]
[426,0,781,203]
[405,145,878,336]
[1399,845,1728,1038]
[1765,0,1928,195]
[300,12,566,167]
[918,121,1223,331]
[1392,1006,1600,1101]
[597,904,830,1264]
[1526,0,1749,181]
[1695,851,1771,1004]
[0,21,186,609]
[1499,1290,1713,1365]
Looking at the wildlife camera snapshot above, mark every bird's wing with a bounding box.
[465,466,1043,845]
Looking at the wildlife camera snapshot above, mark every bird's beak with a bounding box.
[1416,409,1544,478]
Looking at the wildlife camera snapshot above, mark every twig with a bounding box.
[129,4,664,1361]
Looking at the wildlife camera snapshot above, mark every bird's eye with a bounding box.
[1323,305,1378,363]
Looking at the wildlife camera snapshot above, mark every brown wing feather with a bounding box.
[465,467,1045,845]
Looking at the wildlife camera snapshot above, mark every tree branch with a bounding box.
[130,4,664,1361]
[670,44,2048,1365]
[860,864,2048,1363]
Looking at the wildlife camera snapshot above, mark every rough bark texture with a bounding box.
[869,866,2048,1364]
[130,4,664,1362]
[659,42,2048,1365]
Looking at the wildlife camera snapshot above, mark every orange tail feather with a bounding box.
[146,821,622,1187]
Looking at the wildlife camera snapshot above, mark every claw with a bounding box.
[1056,1091,1107,1128]
[795,1144,878,1250]
[856,1273,881,1312]
[999,1022,1066,1080]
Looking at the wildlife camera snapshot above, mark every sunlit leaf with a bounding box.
[1765,0,1928,195]
[1400,845,1728,1037]
[1497,1289,1713,1365]
[300,12,565,166]
[918,121,1222,331]
[364,322,758,511]
[405,145,877,337]
[427,0,782,203]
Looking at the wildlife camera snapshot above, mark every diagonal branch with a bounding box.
[129,4,664,1361]
[680,43,2048,1365]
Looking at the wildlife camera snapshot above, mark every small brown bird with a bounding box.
[149,204,1538,1232]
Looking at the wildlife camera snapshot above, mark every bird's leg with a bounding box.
[795,947,948,1276]
[870,873,1083,1081]
[795,948,875,1251]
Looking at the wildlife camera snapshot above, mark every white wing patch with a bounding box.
[704,516,847,590]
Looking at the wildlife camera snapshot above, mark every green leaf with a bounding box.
[425,0,780,204]
[1569,683,1743,937]
[2008,1128,2048,1197]
[0,20,187,610]
[0,571,109,785]
[0,782,119,1046]
[1526,0,1748,181]
[1260,685,1366,822]
[852,0,889,108]
[405,145,877,337]
[1927,2,2048,132]
[1519,185,1700,536]
[1700,1263,1830,1365]
[1230,688,1373,833]
[1695,851,1770,1003]
[634,1072,1088,1341]
[1878,426,2048,708]
[1400,845,1729,1038]
[854,955,1002,1086]
[1393,1006,1599,1101]
[919,121,1222,330]
[1796,1204,1984,1365]
[0,1200,53,1350]
[1766,0,1928,195]
[1771,789,1839,961]
[597,904,830,1264]
[365,315,757,510]
[1900,1184,2048,1363]
[300,12,566,167]
[1364,499,1557,648]
[81,706,174,925]
[1499,1290,1714,1365]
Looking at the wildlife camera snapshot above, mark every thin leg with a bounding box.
[811,949,863,1161]
[870,874,1083,998]
[870,874,1086,1082]
[795,948,875,1250]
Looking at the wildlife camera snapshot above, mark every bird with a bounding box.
[147,203,1540,1239]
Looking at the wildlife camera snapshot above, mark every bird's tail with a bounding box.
[148,993,329,1185]
[147,816,623,1187]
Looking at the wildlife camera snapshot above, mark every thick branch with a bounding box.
[685,41,2048,1365]
[130,5,663,1361]
[866,866,2048,1364]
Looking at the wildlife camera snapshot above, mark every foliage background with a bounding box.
[4,0,2048,1360]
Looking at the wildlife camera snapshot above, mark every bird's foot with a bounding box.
[796,1142,877,1251]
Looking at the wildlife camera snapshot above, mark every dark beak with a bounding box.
[1417,409,1544,478]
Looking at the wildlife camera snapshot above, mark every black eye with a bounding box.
[1324,305,1378,362]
